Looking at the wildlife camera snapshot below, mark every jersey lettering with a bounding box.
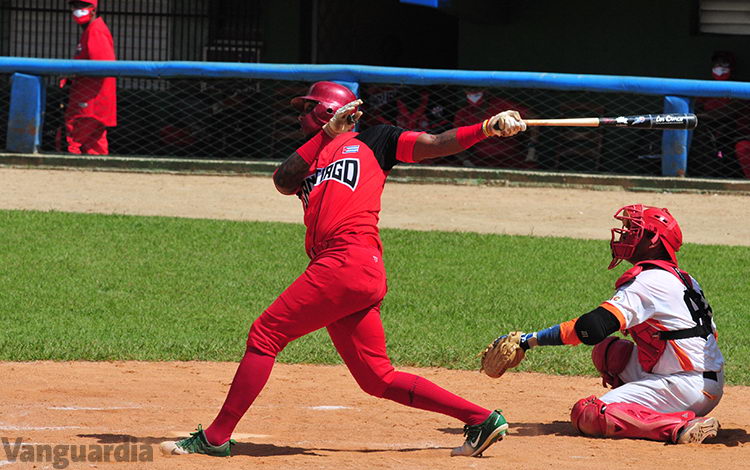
[299,158,360,207]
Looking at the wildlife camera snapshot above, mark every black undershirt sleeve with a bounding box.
[356,124,407,171]
[574,307,621,345]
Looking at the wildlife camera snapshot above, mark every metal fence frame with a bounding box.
[2,58,750,178]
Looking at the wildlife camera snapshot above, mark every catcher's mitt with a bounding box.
[479,331,526,378]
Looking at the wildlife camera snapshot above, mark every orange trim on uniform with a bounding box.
[559,318,582,345]
[669,340,695,371]
[647,317,695,372]
[600,302,627,331]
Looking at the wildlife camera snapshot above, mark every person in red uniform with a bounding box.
[692,51,750,178]
[160,81,527,459]
[64,0,116,155]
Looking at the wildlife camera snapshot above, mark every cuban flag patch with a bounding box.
[342,145,360,154]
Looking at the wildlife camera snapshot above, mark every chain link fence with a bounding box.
[2,73,750,179]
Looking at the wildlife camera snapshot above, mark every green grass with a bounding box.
[1,209,748,385]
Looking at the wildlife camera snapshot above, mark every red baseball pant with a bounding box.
[204,243,490,445]
[66,117,109,155]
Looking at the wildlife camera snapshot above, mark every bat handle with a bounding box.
[492,120,527,131]
[492,119,535,131]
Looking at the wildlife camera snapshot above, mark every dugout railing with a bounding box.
[2,57,750,179]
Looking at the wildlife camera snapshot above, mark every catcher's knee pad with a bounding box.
[571,397,695,442]
[591,337,634,388]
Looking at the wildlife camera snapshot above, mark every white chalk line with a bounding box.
[0,425,82,431]
[47,406,141,411]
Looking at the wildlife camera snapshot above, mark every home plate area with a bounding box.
[0,361,746,469]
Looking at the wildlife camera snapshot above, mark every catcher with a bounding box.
[480,204,724,444]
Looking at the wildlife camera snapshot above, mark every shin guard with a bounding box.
[570,396,695,443]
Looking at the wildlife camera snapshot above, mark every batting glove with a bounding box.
[323,99,363,138]
[486,110,527,137]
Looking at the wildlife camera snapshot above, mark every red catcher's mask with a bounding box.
[608,204,682,269]
[291,81,357,137]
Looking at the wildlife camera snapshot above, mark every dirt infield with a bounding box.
[1,168,749,469]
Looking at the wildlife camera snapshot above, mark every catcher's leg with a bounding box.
[570,396,718,443]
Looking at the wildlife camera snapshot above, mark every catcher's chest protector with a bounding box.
[615,260,714,373]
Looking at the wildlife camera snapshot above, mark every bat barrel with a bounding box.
[498,113,698,130]
[599,113,697,130]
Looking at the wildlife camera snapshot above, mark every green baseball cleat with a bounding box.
[160,425,236,457]
[450,409,508,457]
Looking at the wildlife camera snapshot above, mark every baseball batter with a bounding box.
[161,81,526,458]
[481,204,724,444]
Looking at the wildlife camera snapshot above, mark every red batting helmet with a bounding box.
[291,81,357,136]
[608,204,682,269]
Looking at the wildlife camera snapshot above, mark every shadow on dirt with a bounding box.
[510,421,577,437]
[78,433,453,456]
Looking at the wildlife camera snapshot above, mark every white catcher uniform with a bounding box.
[601,268,724,417]
[563,205,722,443]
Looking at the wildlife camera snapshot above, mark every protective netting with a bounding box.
[2,74,749,179]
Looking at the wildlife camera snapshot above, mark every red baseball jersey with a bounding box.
[67,17,117,126]
[297,125,422,257]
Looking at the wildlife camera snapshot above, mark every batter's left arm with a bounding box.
[273,152,310,195]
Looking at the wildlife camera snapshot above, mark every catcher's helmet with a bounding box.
[291,81,357,136]
[608,204,682,269]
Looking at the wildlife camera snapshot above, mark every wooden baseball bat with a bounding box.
[495,113,697,130]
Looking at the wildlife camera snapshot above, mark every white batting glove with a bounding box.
[485,110,527,137]
[322,99,363,138]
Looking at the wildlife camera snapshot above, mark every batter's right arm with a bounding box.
[411,110,526,162]
[273,153,310,195]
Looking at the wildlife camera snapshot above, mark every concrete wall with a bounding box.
[457,0,750,80]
